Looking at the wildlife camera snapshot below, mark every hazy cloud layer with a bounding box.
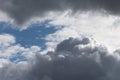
[1,36,120,80]
[1,0,120,25]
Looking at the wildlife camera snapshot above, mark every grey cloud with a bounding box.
[1,37,120,80]
[56,37,90,52]
[0,63,28,80]
[1,0,120,25]
[27,37,120,80]
[0,0,64,25]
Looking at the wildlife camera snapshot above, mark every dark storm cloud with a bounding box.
[0,0,120,25]
[2,37,120,80]
[0,0,64,25]
[25,37,120,80]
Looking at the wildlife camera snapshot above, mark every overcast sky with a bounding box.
[1,0,120,80]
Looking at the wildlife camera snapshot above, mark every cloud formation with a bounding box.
[27,37,120,80]
[1,35,120,80]
[1,0,120,25]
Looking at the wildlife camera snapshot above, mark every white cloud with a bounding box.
[0,34,15,47]
[45,11,120,52]
[0,11,12,22]
[0,34,41,65]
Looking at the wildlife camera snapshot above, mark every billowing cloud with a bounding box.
[26,37,120,80]
[0,34,41,63]
[1,35,120,80]
[30,37,112,80]
[46,12,120,51]
[1,0,120,25]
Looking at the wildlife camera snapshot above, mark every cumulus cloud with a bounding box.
[0,34,41,62]
[27,37,120,80]
[1,0,120,25]
[46,12,120,51]
[0,35,120,80]
[0,34,15,47]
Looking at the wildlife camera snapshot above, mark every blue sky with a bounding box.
[0,20,60,62]
[0,20,58,50]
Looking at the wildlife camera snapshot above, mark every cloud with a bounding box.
[26,37,120,80]
[25,37,120,80]
[1,36,120,80]
[46,12,120,51]
[1,0,120,25]
[0,34,15,47]
[1,33,120,80]
[0,34,41,61]
[0,0,64,25]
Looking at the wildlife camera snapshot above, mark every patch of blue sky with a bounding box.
[9,53,28,63]
[0,20,60,50]
[0,20,63,63]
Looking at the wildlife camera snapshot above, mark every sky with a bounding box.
[1,0,120,80]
